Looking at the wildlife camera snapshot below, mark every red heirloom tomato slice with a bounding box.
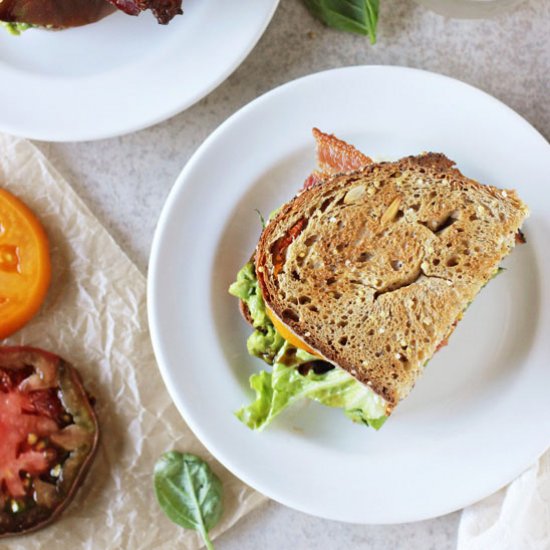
[0,347,99,537]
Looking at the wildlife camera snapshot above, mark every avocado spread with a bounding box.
[229,261,284,364]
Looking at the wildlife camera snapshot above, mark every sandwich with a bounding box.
[0,0,182,33]
[229,129,529,431]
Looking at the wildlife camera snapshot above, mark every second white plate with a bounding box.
[148,66,550,524]
[0,0,278,141]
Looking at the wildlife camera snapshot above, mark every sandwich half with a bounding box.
[230,129,529,431]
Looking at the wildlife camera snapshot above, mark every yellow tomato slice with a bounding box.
[265,306,318,356]
[0,188,51,339]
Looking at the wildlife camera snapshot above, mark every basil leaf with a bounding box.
[303,0,380,44]
[154,452,223,550]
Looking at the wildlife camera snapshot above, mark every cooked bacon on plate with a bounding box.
[108,0,182,23]
[303,128,372,190]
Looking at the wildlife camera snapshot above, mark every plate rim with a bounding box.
[0,0,279,142]
[148,65,550,524]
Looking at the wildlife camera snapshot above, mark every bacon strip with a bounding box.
[108,0,182,23]
[515,229,526,244]
[303,172,324,190]
[302,128,372,190]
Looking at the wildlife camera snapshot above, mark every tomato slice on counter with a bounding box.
[0,347,99,537]
[0,188,51,340]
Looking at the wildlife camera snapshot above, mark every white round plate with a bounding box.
[148,66,550,524]
[0,0,278,141]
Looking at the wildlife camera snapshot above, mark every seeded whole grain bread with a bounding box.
[255,153,529,409]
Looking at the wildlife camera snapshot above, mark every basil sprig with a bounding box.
[303,0,380,44]
[154,452,223,550]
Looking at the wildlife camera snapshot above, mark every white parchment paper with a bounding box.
[0,134,266,549]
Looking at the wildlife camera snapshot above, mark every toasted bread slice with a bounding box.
[255,153,529,408]
[241,128,373,325]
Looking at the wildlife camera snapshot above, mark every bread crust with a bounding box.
[239,299,254,326]
[255,154,529,407]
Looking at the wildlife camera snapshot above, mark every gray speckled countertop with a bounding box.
[35,0,549,547]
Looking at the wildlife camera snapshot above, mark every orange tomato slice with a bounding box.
[0,188,51,339]
[265,306,318,356]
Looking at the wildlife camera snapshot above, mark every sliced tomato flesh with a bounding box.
[0,347,98,537]
[0,391,57,497]
[0,188,51,340]
[265,306,318,356]
[270,217,308,277]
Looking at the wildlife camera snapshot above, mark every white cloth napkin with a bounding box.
[457,449,550,550]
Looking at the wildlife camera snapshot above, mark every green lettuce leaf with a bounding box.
[236,343,387,431]
[230,261,388,431]
[1,22,34,35]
